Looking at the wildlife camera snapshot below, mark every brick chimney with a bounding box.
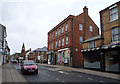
[83,6,88,15]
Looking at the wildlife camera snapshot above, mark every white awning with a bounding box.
[58,48,68,52]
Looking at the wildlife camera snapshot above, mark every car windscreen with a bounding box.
[24,61,35,65]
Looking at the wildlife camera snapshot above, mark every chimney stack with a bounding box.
[83,6,88,15]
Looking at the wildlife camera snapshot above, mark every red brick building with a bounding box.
[28,47,47,63]
[47,6,99,67]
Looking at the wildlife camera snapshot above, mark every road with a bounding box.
[12,63,119,83]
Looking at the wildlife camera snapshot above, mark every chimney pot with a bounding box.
[83,6,88,15]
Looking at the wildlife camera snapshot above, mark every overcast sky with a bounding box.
[0,0,119,54]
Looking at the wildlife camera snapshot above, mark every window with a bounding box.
[62,27,64,33]
[80,36,83,43]
[112,27,120,41]
[59,40,61,47]
[79,24,83,30]
[65,24,68,31]
[110,6,118,21]
[52,34,53,39]
[52,43,53,49]
[56,41,57,48]
[49,44,50,50]
[89,41,96,49]
[66,36,68,45]
[89,25,92,32]
[55,31,57,37]
[62,38,64,46]
[58,29,60,35]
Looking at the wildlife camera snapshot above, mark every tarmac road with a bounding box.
[12,63,119,83]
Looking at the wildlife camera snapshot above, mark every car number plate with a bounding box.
[29,70,34,72]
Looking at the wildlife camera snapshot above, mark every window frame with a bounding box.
[110,6,118,22]
[89,25,93,32]
[65,24,68,31]
[62,27,64,33]
[79,24,83,31]
[62,38,64,46]
[66,36,68,45]
[112,27,120,42]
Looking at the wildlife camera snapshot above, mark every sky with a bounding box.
[0,0,119,54]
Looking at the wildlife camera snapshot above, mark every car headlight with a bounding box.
[24,67,27,70]
[35,66,38,70]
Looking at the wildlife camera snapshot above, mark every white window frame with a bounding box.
[112,27,120,42]
[55,31,57,37]
[80,36,83,43]
[56,41,57,48]
[65,24,68,31]
[79,24,83,31]
[62,38,64,46]
[62,27,64,33]
[58,29,60,35]
[89,25,93,32]
[59,40,61,47]
[66,36,68,45]
[110,5,118,22]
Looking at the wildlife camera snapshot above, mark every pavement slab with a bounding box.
[2,63,28,83]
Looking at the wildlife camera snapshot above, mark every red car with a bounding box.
[21,60,38,74]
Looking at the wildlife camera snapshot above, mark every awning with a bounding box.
[58,48,68,52]
[47,51,54,54]
[81,47,100,52]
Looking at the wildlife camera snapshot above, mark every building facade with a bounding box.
[0,24,10,65]
[100,1,120,73]
[81,1,120,73]
[28,46,47,63]
[47,6,99,67]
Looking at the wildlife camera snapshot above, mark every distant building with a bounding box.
[20,43,26,60]
[28,46,47,63]
[47,6,99,67]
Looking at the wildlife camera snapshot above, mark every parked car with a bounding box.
[21,60,38,74]
[11,60,18,63]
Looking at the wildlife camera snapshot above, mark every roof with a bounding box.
[33,46,47,52]
[83,35,101,43]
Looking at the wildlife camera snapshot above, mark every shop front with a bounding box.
[57,48,71,66]
[82,48,101,70]
[47,51,54,65]
[102,44,120,73]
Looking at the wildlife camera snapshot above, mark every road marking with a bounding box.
[79,75,83,77]
[58,71,64,74]
[62,81,65,82]
[87,78,93,80]
[99,81,104,83]
[65,72,69,74]
[56,78,59,80]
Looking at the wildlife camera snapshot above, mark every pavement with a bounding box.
[2,62,28,83]
[38,63,120,81]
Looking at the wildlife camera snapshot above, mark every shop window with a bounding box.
[112,27,120,42]
[105,51,119,72]
[110,6,118,21]
[84,52,100,69]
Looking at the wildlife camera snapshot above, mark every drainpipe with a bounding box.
[72,18,74,67]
